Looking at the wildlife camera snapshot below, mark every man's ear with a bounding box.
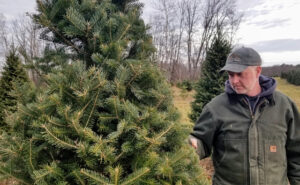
[256,66,262,77]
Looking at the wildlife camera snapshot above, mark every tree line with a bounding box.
[281,69,300,86]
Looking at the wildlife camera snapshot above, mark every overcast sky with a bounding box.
[1,0,300,66]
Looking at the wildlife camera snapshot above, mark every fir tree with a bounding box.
[190,32,231,122]
[33,44,73,75]
[33,0,154,68]
[0,50,29,129]
[0,0,209,184]
[112,0,143,13]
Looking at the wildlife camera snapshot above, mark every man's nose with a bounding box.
[231,75,239,84]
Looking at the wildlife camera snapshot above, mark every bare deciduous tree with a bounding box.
[0,14,11,54]
[183,0,201,78]
[148,0,242,82]
[0,13,46,84]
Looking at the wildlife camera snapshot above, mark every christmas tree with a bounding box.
[190,32,231,122]
[33,0,154,68]
[0,0,208,184]
[0,50,29,130]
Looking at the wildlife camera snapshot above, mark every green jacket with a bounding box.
[191,77,300,185]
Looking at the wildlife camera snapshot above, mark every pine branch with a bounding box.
[80,169,111,185]
[107,166,123,185]
[0,146,18,158]
[66,7,87,33]
[72,170,86,185]
[33,169,51,183]
[47,116,64,127]
[107,120,126,140]
[89,7,105,30]
[82,127,102,142]
[71,110,83,135]
[85,88,100,128]
[113,96,119,119]
[120,167,150,185]
[42,125,78,149]
[117,24,131,42]
[168,150,188,166]
[36,0,85,55]
[29,139,35,171]
[121,99,139,120]
[126,63,141,87]
[144,123,174,145]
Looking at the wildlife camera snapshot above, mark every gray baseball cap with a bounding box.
[220,47,262,72]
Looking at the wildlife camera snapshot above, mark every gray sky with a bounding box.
[1,0,300,66]
[0,0,36,20]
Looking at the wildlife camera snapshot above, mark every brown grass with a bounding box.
[171,87,195,126]
[0,180,17,185]
[172,86,214,181]
[275,77,300,110]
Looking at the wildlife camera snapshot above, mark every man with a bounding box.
[189,47,300,185]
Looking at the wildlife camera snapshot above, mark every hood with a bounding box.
[225,75,277,97]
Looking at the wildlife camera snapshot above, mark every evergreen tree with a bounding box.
[190,33,231,122]
[33,0,154,68]
[0,0,209,184]
[0,50,29,129]
[112,0,143,13]
[33,44,73,75]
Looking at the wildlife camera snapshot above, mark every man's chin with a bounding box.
[234,88,246,94]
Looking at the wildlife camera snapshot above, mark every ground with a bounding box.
[172,86,214,181]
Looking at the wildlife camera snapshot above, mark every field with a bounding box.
[275,77,300,109]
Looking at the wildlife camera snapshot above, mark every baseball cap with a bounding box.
[220,47,262,72]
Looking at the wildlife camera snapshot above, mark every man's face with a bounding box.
[227,66,261,96]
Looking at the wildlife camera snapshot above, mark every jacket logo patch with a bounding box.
[270,145,277,152]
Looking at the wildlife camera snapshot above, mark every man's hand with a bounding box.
[188,136,198,149]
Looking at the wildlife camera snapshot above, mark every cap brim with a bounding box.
[220,63,248,73]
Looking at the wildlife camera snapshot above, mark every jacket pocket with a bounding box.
[213,139,247,185]
[264,139,288,185]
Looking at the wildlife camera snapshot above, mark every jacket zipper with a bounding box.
[243,98,266,185]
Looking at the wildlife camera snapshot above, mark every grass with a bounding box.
[275,77,300,109]
[172,86,214,181]
[171,87,195,127]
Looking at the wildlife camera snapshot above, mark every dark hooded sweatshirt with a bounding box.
[225,75,277,113]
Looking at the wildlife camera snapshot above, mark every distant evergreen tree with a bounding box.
[32,44,72,75]
[190,32,231,122]
[0,0,209,184]
[281,70,300,86]
[112,0,143,13]
[0,50,29,130]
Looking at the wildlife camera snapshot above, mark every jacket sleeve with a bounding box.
[286,101,300,185]
[190,105,218,159]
